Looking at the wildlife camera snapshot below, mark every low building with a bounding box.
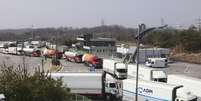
[76,34,116,58]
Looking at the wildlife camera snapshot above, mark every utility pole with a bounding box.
[135,24,146,101]
[135,24,167,101]
[197,17,201,32]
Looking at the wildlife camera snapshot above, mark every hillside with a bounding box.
[0,25,137,44]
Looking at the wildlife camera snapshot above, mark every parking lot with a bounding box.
[0,53,102,74]
[0,53,201,79]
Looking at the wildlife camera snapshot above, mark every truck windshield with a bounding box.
[153,78,167,82]
[189,98,197,101]
[95,58,102,63]
[109,83,116,88]
[117,69,127,73]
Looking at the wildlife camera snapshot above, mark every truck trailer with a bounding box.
[168,75,201,100]
[123,78,197,101]
[50,72,121,100]
[103,59,128,79]
[64,51,83,63]
[64,49,86,63]
[127,63,168,82]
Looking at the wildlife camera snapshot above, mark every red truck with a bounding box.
[82,54,103,68]
[42,48,63,59]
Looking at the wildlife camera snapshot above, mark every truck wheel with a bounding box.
[105,95,111,101]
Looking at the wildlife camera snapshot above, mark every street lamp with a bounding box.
[135,24,168,101]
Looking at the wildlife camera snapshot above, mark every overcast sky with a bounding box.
[0,0,200,29]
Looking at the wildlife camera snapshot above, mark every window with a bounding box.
[105,83,108,87]
[117,69,127,73]
[109,83,116,88]
[189,98,197,101]
[153,78,167,82]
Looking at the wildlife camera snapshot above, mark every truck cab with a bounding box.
[105,74,122,99]
[0,94,5,101]
[114,63,128,79]
[175,88,197,101]
[103,59,128,80]
[151,70,167,82]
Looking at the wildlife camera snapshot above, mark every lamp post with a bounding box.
[135,24,167,101]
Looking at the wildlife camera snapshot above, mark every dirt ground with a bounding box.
[171,52,201,64]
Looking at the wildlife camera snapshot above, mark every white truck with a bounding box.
[168,75,201,100]
[145,58,168,68]
[103,59,128,79]
[7,47,20,55]
[127,64,168,82]
[50,72,121,100]
[64,51,83,63]
[122,78,198,101]
[0,94,5,101]
[22,45,41,56]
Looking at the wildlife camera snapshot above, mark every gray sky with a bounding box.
[0,0,200,29]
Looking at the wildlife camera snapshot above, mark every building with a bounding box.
[76,34,116,58]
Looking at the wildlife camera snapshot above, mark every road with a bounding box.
[0,53,101,74]
[167,62,201,79]
[0,53,201,79]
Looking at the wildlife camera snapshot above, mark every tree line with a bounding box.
[0,25,137,45]
[143,27,201,53]
[1,25,201,53]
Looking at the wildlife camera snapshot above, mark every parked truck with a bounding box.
[64,51,82,62]
[50,73,121,100]
[42,48,62,59]
[123,78,198,101]
[64,49,86,63]
[7,47,20,55]
[82,54,103,68]
[22,45,41,57]
[0,94,5,101]
[168,75,201,100]
[103,59,128,79]
[127,64,168,82]
[145,58,168,68]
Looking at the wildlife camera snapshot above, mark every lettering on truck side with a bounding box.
[138,87,153,95]
[123,89,169,101]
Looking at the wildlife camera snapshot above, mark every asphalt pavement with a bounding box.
[0,53,201,79]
